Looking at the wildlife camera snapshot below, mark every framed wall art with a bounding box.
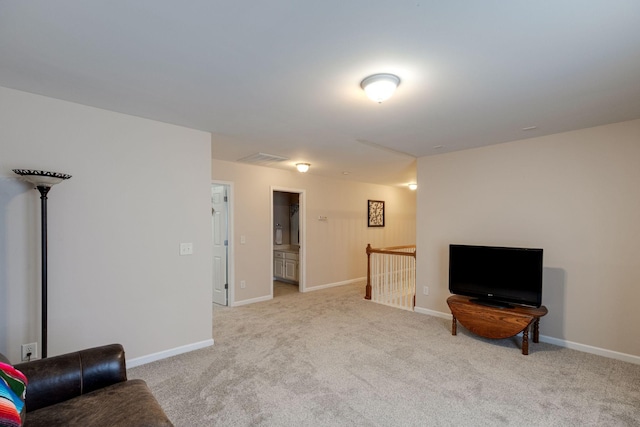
[368,200,385,227]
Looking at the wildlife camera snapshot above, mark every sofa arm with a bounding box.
[14,343,127,412]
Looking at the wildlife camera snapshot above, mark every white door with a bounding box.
[212,184,228,305]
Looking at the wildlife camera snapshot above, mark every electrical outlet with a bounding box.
[423,286,429,295]
[21,342,37,361]
[240,280,246,289]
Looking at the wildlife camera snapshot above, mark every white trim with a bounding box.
[232,294,272,306]
[414,307,640,365]
[414,306,450,319]
[126,339,214,368]
[233,278,366,306]
[270,186,306,293]
[537,335,640,365]
[303,277,366,293]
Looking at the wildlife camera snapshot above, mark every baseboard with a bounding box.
[537,335,640,365]
[414,307,640,365]
[414,306,451,319]
[303,277,366,293]
[127,339,214,368]
[232,278,365,306]
[232,294,272,307]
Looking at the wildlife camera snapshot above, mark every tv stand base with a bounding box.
[447,295,548,355]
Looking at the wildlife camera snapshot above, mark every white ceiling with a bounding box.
[2,1,640,186]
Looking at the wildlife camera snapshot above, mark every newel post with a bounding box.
[365,244,372,300]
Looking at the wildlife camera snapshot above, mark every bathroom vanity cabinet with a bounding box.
[274,250,299,283]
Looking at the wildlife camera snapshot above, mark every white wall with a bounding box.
[212,159,416,304]
[0,87,213,363]
[416,119,640,359]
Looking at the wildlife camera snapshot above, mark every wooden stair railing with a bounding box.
[365,243,416,311]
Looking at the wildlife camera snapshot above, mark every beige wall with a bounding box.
[212,159,416,304]
[0,87,213,363]
[416,119,640,359]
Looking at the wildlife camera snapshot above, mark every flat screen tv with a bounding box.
[449,244,543,308]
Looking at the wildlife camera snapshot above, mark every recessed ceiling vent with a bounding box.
[237,152,289,165]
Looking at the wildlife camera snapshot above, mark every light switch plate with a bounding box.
[179,243,193,255]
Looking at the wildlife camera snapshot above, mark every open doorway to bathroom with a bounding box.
[271,187,305,297]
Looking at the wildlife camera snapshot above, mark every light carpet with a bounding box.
[129,281,640,426]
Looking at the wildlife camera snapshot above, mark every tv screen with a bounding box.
[449,244,543,308]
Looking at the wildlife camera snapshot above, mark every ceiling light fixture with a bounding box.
[360,73,400,103]
[408,183,418,191]
[296,163,310,173]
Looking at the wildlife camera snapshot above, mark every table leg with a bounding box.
[452,315,457,336]
[522,326,529,355]
[533,318,540,343]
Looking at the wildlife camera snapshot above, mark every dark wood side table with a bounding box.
[447,295,548,355]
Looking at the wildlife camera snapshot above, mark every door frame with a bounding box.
[212,180,235,306]
[270,186,306,294]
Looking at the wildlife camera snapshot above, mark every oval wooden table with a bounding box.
[447,295,548,355]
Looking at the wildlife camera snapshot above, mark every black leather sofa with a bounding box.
[1,343,173,426]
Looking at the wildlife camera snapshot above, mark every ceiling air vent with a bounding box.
[237,152,290,165]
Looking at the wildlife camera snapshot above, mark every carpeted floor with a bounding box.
[129,281,640,426]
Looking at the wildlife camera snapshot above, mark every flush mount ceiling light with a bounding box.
[296,163,310,173]
[361,73,400,103]
[408,183,418,191]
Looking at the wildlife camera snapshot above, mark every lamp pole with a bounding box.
[37,185,51,358]
[13,169,71,359]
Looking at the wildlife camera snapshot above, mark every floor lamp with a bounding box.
[13,169,71,359]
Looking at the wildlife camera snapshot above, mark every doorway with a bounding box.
[212,182,232,306]
[271,187,305,296]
